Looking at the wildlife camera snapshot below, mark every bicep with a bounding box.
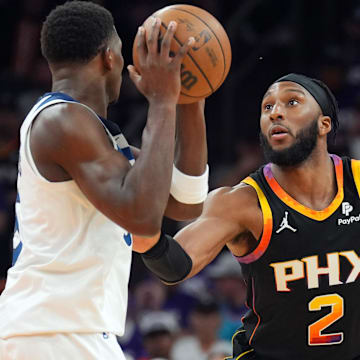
[65,145,131,218]
[33,104,132,223]
[57,119,130,209]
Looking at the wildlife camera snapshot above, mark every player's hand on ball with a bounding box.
[127,17,195,104]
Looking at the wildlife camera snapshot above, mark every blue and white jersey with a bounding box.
[0,93,134,338]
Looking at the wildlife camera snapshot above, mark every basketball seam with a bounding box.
[160,22,214,94]
[171,7,227,85]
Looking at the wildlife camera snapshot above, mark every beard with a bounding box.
[259,118,318,167]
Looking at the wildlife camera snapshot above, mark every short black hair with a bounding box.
[41,1,115,64]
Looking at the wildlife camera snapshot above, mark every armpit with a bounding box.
[227,230,258,257]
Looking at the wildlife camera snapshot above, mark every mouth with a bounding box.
[269,125,289,139]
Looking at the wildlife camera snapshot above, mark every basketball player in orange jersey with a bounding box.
[0,2,209,359]
[139,73,360,359]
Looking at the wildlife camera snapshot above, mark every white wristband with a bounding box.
[170,164,209,204]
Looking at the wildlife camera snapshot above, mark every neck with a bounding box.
[271,147,337,210]
[50,64,109,118]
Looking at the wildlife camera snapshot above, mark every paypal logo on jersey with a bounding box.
[338,201,360,226]
[342,202,353,216]
[123,232,132,246]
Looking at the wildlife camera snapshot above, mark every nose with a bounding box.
[269,103,284,122]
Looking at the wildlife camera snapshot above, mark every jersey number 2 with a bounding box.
[308,293,344,346]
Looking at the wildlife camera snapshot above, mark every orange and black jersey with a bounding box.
[235,155,360,360]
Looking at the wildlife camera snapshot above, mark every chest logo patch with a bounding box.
[338,201,360,225]
[276,211,297,234]
[342,201,353,216]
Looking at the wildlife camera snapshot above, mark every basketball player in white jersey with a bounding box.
[0,2,209,359]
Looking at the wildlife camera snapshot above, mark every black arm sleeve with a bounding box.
[141,232,193,284]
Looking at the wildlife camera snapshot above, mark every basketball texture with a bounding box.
[132,5,232,104]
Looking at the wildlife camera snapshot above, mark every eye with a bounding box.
[289,99,299,106]
[264,104,273,110]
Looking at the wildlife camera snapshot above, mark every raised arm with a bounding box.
[30,19,195,237]
[165,100,208,220]
[31,101,174,236]
[130,100,208,222]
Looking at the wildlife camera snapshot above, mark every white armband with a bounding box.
[170,164,209,204]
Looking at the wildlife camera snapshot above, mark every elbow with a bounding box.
[127,211,163,237]
[127,220,161,237]
[110,208,162,237]
[114,195,164,236]
[137,222,162,237]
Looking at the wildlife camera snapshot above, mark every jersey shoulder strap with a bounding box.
[236,167,273,264]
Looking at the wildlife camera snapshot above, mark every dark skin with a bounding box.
[30,19,207,243]
[139,82,335,280]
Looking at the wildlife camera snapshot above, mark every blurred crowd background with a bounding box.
[1,0,360,359]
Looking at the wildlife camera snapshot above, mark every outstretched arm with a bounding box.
[137,184,262,281]
[172,187,247,279]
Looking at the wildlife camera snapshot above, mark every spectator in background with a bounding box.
[134,278,167,313]
[206,251,248,341]
[207,342,235,360]
[119,278,169,358]
[138,311,179,360]
[135,276,199,327]
[119,275,200,358]
[171,299,232,360]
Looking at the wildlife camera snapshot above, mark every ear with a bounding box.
[102,47,113,71]
[318,115,331,136]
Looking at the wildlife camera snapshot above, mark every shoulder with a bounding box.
[33,102,103,135]
[206,182,259,206]
[202,182,260,222]
[31,102,110,152]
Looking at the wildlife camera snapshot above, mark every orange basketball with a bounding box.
[132,4,232,104]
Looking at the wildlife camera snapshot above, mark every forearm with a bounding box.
[138,222,224,284]
[140,232,193,284]
[174,102,207,174]
[121,101,177,233]
[165,102,208,220]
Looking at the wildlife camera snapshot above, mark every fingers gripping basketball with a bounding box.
[133,5,232,104]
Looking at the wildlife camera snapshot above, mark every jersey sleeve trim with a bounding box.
[235,176,273,264]
[351,159,360,199]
